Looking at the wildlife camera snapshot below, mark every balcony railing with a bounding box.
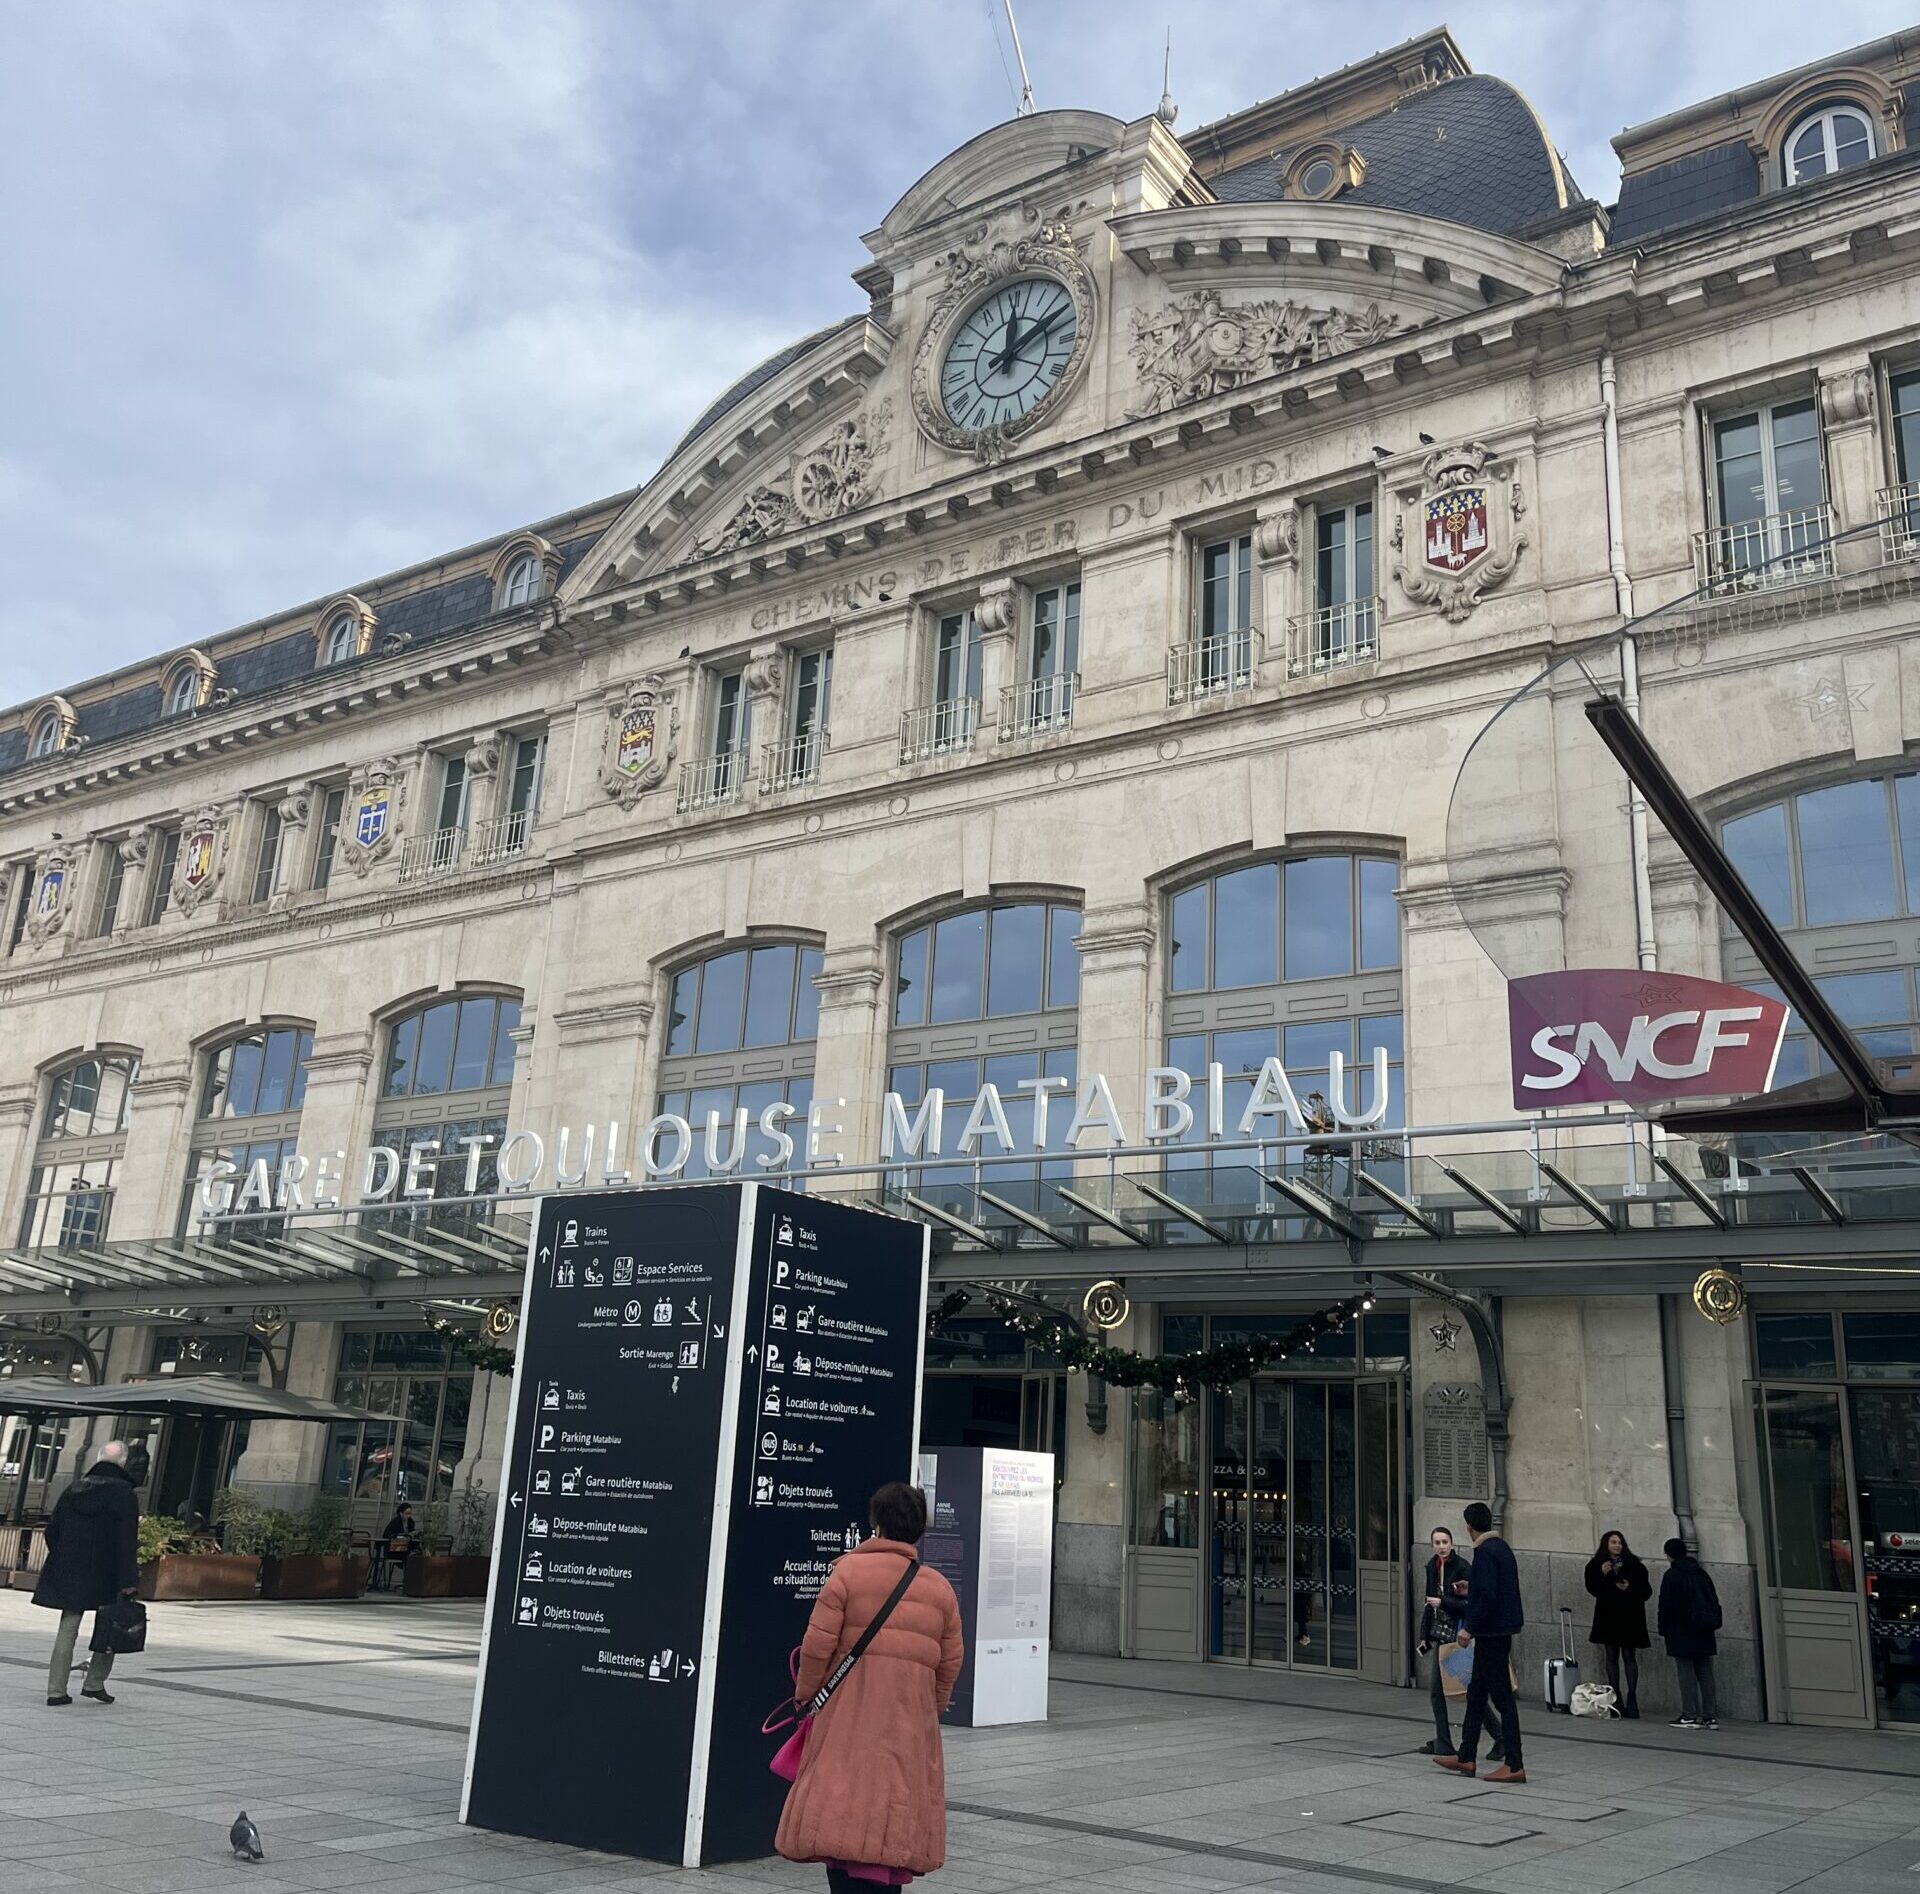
[999,673,1077,740]
[677,749,748,813]
[399,825,467,883]
[900,697,979,763]
[1167,628,1258,705]
[1287,598,1380,678]
[1693,504,1835,596]
[1878,483,1920,565]
[760,729,827,793]
[469,809,534,866]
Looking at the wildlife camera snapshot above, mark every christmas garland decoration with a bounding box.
[424,1315,517,1378]
[929,1285,1372,1394]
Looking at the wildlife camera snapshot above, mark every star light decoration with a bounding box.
[1429,1314,1461,1353]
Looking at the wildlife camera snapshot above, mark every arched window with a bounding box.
[1784,105,1875,184]
[1165,854,1403,1171]
[887,901,1081,1198]
[28,711,61,758]
[321,611,360,667]
[499,552,542,609]
[166,667,202,716]
[18,1053,139,1251]
[660,943,823,1177]
[1722,772,1920,1085]
[373,993,522,1208]
[179,1026,314,1236]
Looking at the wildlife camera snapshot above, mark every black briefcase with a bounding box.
[91,1596,148,1656]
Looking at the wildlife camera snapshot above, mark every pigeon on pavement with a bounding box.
[230,1812,265,1862]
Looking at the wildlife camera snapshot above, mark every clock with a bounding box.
[940,277,1079,434]
[910,219,1096,463]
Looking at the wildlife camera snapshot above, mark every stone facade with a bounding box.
[6,28,1920,1727]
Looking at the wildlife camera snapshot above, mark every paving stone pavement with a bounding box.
[3,1589,1920,1892]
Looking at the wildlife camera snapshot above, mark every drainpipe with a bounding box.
[1602,354,1698,1550]
[1600,353,1656,976]
[1659,1292,1699,1553]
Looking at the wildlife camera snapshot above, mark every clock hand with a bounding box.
[1005,305,1069,362]
[991,313,1027,375]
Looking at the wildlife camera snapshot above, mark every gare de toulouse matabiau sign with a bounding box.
[193,970,1791,1218]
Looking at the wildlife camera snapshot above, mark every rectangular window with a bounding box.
[144,829,181,927]
[94,847,126,938]
[507,734,545,819]
[250,805,283,906]
[436,756,470,835]
[7,866,30,953]
[791,649,832,740]
[1029,583,1080,681]
[1706,397,1828,586]
[1195,535,1254,690]
[312,787,345,891]
[712,670,750,758]
[933,611,983,706]
[1309,502,1376,671]
[1891,369,1920,486]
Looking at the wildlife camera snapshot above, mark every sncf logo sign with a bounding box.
[1507,970,1789,1110]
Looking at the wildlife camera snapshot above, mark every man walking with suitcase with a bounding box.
[1433,1501,1525,1783]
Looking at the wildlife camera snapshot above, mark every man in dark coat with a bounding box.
[1434,1501,1525,1783]
[1658,1537,1723,1730]
[32,1438,140,1706]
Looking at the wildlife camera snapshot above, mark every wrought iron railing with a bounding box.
[469,810,533,866]
[999,673,1077,739]
[760,729,826,793]
[677,750,748,813]
[1287,598,1380,677]
[900,697,979,763]
[1877,482,1920,565]
[398,827,466,883]
[1693,504,1835,596]
[1167,628,1258,705]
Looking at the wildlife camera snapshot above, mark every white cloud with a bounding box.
[0,0,1908,704]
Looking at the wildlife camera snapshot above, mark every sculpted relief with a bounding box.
[694,400,894,557]
[1128,288,1400,417]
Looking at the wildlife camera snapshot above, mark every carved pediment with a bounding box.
[693,401,894,557]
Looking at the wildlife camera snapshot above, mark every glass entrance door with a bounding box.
[1207,1376,1391,1669]
[1853,1389,1920,1724]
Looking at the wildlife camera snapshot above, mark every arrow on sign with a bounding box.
[538,1245,551,1267]
[680,1657,696,1678]
[747,1344,759,1364]
[712,1322,725,1340]
[509,1491,523,1510]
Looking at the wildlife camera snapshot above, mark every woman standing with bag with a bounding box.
[777,1482,964,1891]
[1583,1530,1652,1718]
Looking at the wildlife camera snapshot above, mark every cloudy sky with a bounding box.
[4,1,1908,707]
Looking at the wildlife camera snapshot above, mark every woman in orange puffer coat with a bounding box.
[776,1483,965,1890]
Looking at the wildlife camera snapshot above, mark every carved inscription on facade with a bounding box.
[1422,1384,1489,1499]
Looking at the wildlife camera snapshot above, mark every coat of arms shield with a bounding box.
[1423,487,1490,573]
[182,828,217,889]
[615,706,656,778]
[355,791,391,849]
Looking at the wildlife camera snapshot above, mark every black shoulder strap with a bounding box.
[807,1554,920,1715]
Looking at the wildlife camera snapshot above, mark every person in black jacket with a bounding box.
[32,1439,140,1707]
[1434,1501,1525,1783]
[1584,1529,1652,1718]
[1658,1537,1722,1730]
[1415,1526,1503,1761]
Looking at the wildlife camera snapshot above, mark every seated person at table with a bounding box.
[380,1503,417,1554]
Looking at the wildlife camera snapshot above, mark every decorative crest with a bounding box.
[173,804,231,916]
[1391,440,1527,623]
[695,401,894,557]
[599,676,679,808]
[334,758,408,878]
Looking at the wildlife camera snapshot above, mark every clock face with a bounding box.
[940,276,1079,432]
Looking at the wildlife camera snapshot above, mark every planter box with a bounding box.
[139,1553,262,1601]
[403,1552,490,1598]
[260,1553,369,1601]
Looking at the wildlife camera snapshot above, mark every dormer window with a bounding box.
[1284,140,1364,202]
[1299,158,1336,198]
[167,671,198,716]
[322,611,359,667]
[162,651,214,718]
[500,552,542,609]
[29,712,60,758]
[1785,105,1874,185]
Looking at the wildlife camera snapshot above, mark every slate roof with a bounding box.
[1208,75,1577,236]
[1607,141,1763,246]
[0,532,600,782]
[669,314,868,462]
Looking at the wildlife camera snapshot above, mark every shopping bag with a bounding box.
[1439,1641,1473,1697]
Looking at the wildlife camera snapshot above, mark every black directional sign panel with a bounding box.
[462,1182,928,1868]
[696,1187,930,1863]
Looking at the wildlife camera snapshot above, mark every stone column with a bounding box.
[116,1062,195,1243]
[111,830,152,942]
[809,942,886,1176]
[292,1029,377,1214]
[1256,498,1303,672]
[542,998,653,1172]
[0,1091,36,1239]
[269,786,313,909]
[231,1317,338,1508]
[974,577,1018,741]
[1818,359,1881,552]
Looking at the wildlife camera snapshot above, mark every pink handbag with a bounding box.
[765,1555,920,1782]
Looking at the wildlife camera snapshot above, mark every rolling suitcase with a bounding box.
[1543,1604,1580,1712]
